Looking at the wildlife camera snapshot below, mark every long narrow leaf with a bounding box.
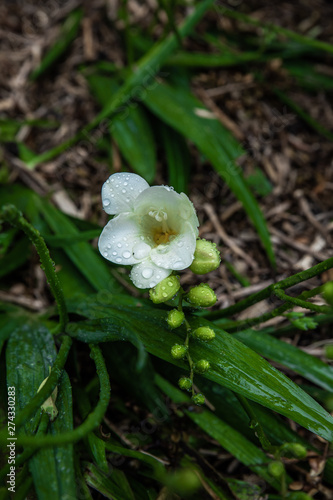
[143,82,275,266]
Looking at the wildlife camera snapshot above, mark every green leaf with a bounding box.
[30,9,83,80]
[65,295,333,441]
[87,74,156,183]
[235,329,333,392]
[35,197,119,293]
[159,122,190,194]
[246,167,273,196]
[84,463,135,500]
[0,236,30,278]
[143,81,276,266]
[6,323,76,500]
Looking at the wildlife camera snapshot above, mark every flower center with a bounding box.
[153,228,177,245]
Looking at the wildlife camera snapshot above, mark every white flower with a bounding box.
[98,173,199,289]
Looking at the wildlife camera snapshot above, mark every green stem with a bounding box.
[0,205,68,332]
[184,319,195,396]
[274,288,331,314]
[25,0,215,168]
[217,6,333,55]
[11,345,110,448]
[234,393,272,452]
[224,286,327,332]
[207,256,333,320]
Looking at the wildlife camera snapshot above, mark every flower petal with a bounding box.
[150,222,197,270]
[130,260,172,289]
[102,172,149,214]
[98,214,152,265]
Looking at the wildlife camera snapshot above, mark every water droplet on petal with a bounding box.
[103,251,108,257]
[124,182,128,186]
[117,243,122,248]
[103,199,110,207]
[122,189,126,194]
[167,281,173,287]
[142,268,153,279]
[177,241,184,248]
[112,251,117,256]
[133,242,151,260]
[123,251,131,259]
[173,261,184,269]
[162,292,167,298]
[116,257,122,263]
[149,281,157,288]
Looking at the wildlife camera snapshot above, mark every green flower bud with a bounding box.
[323,281,333,306]
[167,309,185,329]
[149,275,180,304]
[325,344,333,360]
[192,393,205,405]
[178,377,192,391]
[195,359,210,373]
[192,326,215,341]
[187,283,217,308]
[268,460,285,479]
[171,344,187,360]
[281,443,307,459]
[164,468,201,496]
[190,238,221,274]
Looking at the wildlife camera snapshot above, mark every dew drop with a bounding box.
[106,179,110,184]
[142,268,154,279]
[150,281,157,288]
[103,251,108,257]
[110,178,114,182]
[162,292,168,298]
[112,251,117,256]
[116,257,122,263]
[177,241,184,248]
[122,189,126,194]
[124,182,128,186]
[173,261,184,269]
[117,243,122,248]
[162,286,166,291]
[110,194,115,198]
[167,281,173,287]
[123,251,131,259]
[103,199,111,207]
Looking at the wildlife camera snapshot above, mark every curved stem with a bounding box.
[0,205,68,332]
[11,345,110,448]
[274,289,331,314]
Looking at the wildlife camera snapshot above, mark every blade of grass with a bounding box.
[87,74,156,183]
[30,9,83,80]
[274,88,333,141]
[217,6,333,55]
[234,329,333,392]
